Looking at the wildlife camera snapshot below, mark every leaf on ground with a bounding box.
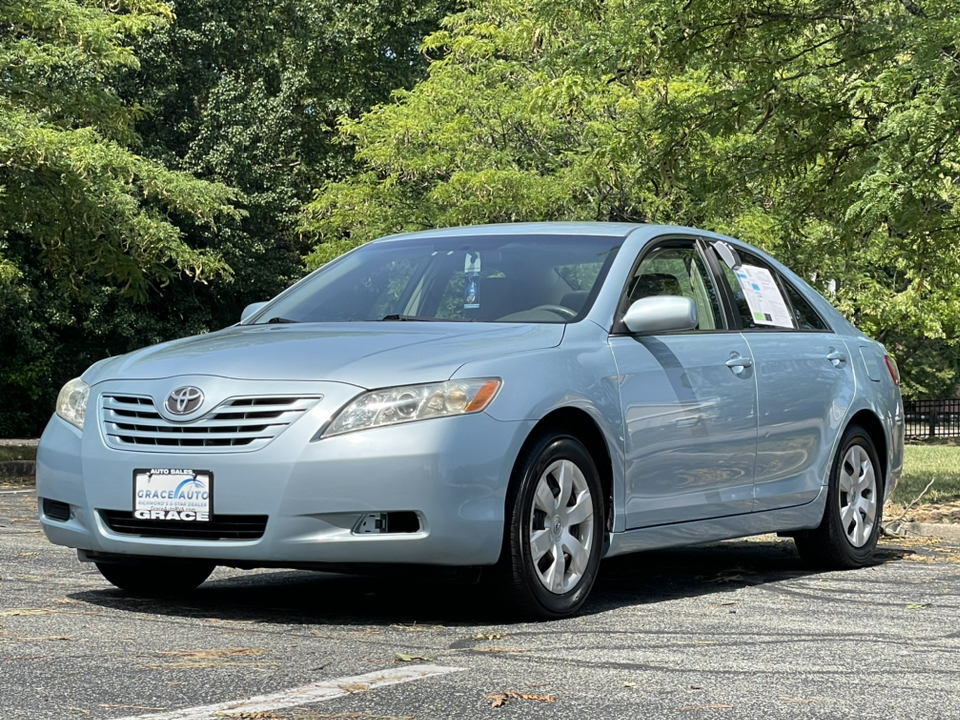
[487,691,556,707]
[472,632,503,641]
[338,683,369,694]
[393,653,431,662]
[161,648,264,658]
[153,647,269,669]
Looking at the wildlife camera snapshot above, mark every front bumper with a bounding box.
[37,385,531,568]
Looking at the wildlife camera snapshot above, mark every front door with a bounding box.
[611,240,759,529]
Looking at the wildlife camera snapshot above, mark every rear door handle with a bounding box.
[827,349,846,366]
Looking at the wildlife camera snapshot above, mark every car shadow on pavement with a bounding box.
[69,538,913,626]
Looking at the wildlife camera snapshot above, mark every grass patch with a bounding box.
[891,444,960,506]
[0,445,37,462]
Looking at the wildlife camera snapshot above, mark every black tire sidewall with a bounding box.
[96,560,215,595]
[508,434,604,618]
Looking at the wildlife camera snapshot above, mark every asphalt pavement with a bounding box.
[2,487,959,720]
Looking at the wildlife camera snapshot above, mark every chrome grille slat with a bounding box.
[105,426,271,440]
[100,393,320,453]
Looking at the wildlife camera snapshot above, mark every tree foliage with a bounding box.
[0,0,452,436]
[0,0,239,297]
[303,0,960,389]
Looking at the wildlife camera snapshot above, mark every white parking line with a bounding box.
[0,489,34,494]
[112,664,464,720]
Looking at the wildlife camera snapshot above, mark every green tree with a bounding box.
[303,0,960,393]
[0,0,238,297]
[0,0,453,436]
[0,0,244,435]
[121,0,456,314]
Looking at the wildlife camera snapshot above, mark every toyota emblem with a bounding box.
[165,386,204,415]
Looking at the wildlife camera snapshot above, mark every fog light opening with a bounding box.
[42,498,71,522]
[352,511,421,535]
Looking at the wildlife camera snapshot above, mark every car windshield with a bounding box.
[248,234,623,324]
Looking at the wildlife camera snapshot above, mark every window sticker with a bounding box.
[464,252,481,309]
[734,264,794,328]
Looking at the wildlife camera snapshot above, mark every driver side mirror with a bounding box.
[622,296,698,334]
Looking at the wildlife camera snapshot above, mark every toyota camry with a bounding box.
[37,223,904,618]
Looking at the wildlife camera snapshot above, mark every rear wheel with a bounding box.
[795,425,883,568]
[95,560,215,595]
[492,432,604,619]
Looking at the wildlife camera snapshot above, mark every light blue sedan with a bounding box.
[37,223,904,618]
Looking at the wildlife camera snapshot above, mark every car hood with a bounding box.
[85,323,565,389]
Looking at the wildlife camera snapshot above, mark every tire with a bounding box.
[491,432,605,619]
[795,425,883,569]
[95,560,215,596]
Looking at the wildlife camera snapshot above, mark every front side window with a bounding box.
[625,244,723,331]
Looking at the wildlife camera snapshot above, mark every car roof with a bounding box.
[372,222,652,243]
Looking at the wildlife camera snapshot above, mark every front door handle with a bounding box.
[726,354,753,374]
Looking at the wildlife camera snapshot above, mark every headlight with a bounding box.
[322,378,501,438]
[56,377,90,430]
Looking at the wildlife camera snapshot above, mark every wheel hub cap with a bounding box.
[528,459,595,595]
[838,443,878,548]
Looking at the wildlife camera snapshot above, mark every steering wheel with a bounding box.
[529,304,578,319]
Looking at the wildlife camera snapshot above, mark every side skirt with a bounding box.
[603,486,826,559]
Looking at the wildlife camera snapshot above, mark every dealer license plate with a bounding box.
[133,468,213,522]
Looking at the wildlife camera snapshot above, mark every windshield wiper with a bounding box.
[266,316,299,324]
[380,314,431,321]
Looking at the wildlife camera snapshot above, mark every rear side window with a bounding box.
[712,244,831,332]
[713,246,796,330]
[781,280,829,331]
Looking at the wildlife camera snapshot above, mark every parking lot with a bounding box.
[2,486,959,720]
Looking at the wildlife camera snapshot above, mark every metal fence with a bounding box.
[903,398,960,438]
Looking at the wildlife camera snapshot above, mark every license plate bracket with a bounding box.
[133,468,213,522]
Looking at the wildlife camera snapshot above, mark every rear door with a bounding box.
[711,242,854,511]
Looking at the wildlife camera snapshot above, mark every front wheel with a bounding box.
[795,425,883,569]
[95,560,215,596]
[492,432,604,619]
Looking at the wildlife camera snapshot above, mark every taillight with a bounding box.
[884,355,901,386]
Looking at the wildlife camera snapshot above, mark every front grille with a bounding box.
[100,394,320,453]
[100,510,267,540]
